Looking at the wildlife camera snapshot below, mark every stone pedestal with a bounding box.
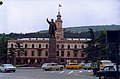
[45,38,57,63]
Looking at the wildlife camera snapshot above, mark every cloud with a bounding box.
[0,0,120,33]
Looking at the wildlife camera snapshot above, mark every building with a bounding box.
[7,11,89,65]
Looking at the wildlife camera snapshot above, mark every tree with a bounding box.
[0,35,11,64]
[83,29,112,62]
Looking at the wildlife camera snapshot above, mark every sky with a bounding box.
[0,0,120,34]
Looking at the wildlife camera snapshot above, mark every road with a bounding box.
[0,68,99,79]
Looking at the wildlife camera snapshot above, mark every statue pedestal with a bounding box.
[45,38,57,63]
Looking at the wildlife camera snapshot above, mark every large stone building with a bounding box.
[7,12,89,65]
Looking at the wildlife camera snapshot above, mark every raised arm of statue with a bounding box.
[46,18,50,24]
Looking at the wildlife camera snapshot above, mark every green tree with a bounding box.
[83,29,111,62]
[0,35,11,64]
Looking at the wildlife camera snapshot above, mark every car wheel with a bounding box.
[13,70,16,72]
[49,68,52,71]
[60,67,63,71]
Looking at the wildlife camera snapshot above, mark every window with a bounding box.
[74,44,77,49]
[82,44,84,48]
[32,44,34,48]
[57,44,59,49]
[25,44,27,48]
[11,44,13,48]
[61,44,64,49]
[25,51,27,56]
[18,51,20,56]
[67,51,70,57]
[61,51,64,56]
[38,51,41,56]
[68,44,70,49]
[46,51,48,56]
[81,53,84,57]
[74,52,77,57]
[39,44,41,48]
[17,43,21,48]
[31,51,34,56]
[46,44,48,48]
[57,51,59,56]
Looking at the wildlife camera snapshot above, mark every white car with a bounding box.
[41,63,64,71]
[0,64,16,72]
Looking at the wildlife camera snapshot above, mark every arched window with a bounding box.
[61,51,64,56]
[57,51,59,56]
[32,44,34,48]
[82,44,84,48]
[38,51,41,56]
[46,44,48,48]
[46,51,48,56]
[25,44,27,48]
[74,44,77,49]
[31,51,34,56]
[74,52,77,57]
[39,44,41,48]
[57,44,59,49]
[68,44,70,49]
[67,51,70,57]
[11,44,13,48]
[61,44,64,49]
[81,53,84,57]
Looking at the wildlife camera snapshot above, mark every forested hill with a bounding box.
[1,25,120,39]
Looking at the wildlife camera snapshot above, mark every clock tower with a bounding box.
[55,12,64,40]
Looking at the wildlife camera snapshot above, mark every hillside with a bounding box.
[38,24,120,33]
[64,24,120,33]
[1,25,120,39]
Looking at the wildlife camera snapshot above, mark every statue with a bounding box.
[46,18,57,38]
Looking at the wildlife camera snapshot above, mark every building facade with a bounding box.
[7,12,89,65]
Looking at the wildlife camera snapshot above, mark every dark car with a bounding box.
[96,66,120,79]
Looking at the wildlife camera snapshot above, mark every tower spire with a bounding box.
[57,4,62,17]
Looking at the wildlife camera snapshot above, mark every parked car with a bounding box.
[92,60,113,76]
[82,63,92,70]
[96,66,120,79]
[0,64,16,72]
[41,63,64,71]
[65,63,82,69]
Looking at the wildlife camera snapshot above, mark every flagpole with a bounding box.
[58,4,60,13]
[58,4,62,13]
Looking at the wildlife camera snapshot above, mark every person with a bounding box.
[46,18,57,38]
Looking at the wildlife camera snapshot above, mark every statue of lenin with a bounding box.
[46,18,57,38]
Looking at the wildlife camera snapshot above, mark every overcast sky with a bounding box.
[0,0,120,34]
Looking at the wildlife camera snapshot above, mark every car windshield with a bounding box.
[4,64,13,67]
[102,62,111,64]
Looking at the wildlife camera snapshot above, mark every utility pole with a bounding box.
[107,31,120,79]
